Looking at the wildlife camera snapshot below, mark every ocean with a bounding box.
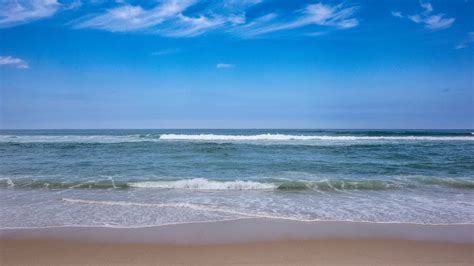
[0,129,473,228]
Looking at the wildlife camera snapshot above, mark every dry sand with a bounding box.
[1,238,473,265]
[1,220,473,265]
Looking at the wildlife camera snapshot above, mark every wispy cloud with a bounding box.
[392,1,454,30]
[64,0,82,10]
[151,48,183,56]
[72,1,359,38]
[0,56,29,69]
[0,0,60,28]
[408,14,455,30]
[73,0,250,37]
[237,3,359,37]
[216,63,234,69]
[390,11,403,18]
[158,14,229,37]
[74,0,196,32]
[419,1,433,13]
[455,32,474,49]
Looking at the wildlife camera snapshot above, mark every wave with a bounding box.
[0,135,147,144]
[59,198,336,223]
[159,134,474,141]
[2,177,473,191]
[0,133,472,143]
[128,178,277,190]
[57,198,474,226]
[0,178,130,189]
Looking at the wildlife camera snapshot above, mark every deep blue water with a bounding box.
[1,129,473,228]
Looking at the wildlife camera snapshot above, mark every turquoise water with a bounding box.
[1,129,473,228]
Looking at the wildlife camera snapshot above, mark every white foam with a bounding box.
[159,134,473,141]
[0,135,145,143]
[0,178,14,187]
[60,198,474,226]
[0,134,472,143]
[60,198,311,221]
[128,178,277,190]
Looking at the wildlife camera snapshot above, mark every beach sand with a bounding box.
[1,238,473,265]
[1,219,473,265]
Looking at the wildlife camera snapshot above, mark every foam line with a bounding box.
[0,134,472,143]
[159,134,474,141]
[128,178,277,190]
[61,198,303,221]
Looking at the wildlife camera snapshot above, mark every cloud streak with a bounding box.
[216,63,234,69]
[0,56,29,69]
[0,1,360,38]
[72,1,359,37]
[237,3,358,37]
[151,48,182,56]
[74,0,196,32]
[392,1,454,30]
[455,32,474,49]
[0,0,60,28]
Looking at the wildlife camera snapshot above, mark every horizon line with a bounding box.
[0,128,473,131]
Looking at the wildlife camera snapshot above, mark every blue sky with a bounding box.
[0,0,473,129]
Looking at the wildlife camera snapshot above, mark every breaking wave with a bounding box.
[0,133,472,143]
[128,178,276,190]
[2,177,473,191]
[159,134,474,141]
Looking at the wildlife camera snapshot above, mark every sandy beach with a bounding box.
[2,238,473,265]
[1,239,474,265]
[2,0,473,264]
[1,219,473,265]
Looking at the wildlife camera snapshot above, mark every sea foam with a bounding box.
[128,178,277,190]
[0,134,472,143]
[159,134,474,141]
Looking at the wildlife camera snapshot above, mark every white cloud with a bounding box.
[391,11,403,18]
[420,1,433,13]
[74,0,250,37]
[305,31,325,36]
[159,14,228,37]
[422,14,455,30]
[455,32,474,49]
[0,0,60,28]
[0,56,29,69]
[151,48,182,56]
[238,3,358,37]
[216,63,234,69]
[455,43,467,49]
[396,1,454,30]
[304,3,359,29]
[408,14,422,23]
[74,0,196,32]
[64,0,82,10]
[73,1,358,38]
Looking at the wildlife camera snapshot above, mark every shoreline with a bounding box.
[2,218,473,244]
[2,217,473,265]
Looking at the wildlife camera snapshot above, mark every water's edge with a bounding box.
[1,218,473,244]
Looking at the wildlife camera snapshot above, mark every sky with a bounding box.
[0,0,473,129]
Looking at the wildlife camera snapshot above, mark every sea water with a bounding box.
[0,129,473,228]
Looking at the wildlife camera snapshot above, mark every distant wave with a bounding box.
[0,133,472,143]
[2,177,473,191]
[159,134,474,141]
[0,135,148,143]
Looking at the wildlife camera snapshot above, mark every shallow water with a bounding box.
[1,129,473,228]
